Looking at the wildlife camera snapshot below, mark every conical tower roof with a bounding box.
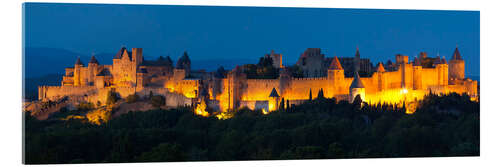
[89,55,99,64]
[269,87,280,98]
[114,47,126,59]
[441,56,447,64]
[350,72,365,89]
[329,56,343,70]
[376,62,386,72]
[355,47,360,58]
[452,47,463,60]
[75,57,84,66]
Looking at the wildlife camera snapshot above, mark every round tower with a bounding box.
[88,55,99,85]
[73,57,84,86]
[268,87,280,111]
[449,47,465,80]
[349,72,365,103]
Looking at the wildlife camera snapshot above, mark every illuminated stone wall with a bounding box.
[449,59,465,79]
[38,47,477,114]
[240,79,280,101]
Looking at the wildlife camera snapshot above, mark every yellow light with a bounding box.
[261,108,269,115]
[268,101,275,111]
[194,100,209,117]
[401,88,408,94]
[215,112,233,120]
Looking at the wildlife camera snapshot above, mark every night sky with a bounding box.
[24,3,479,76]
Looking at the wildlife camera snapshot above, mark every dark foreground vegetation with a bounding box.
[24,93,479,164]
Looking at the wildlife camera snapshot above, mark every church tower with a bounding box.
[449,47,465,80]
[354,47,361,73]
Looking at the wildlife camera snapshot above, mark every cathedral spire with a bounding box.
[355,47,360,58]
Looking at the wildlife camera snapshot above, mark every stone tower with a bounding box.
[327,56,344,96]
[268,87,280,111]
[74,57,84,86]
[88,55,99,86]
[449,47,465,80]
[266,50,284,69]
[176,51,191,76]
[349,71,365,103]
[412,57,423,90]
[435,56,449,86]
[374,62,387,92]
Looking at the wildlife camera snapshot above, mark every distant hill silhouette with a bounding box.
[24,47,256,77]
[24,47,114,78]
[24,73,61,101]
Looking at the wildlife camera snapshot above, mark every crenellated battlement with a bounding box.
[291,77,328,81]
[36,46,477,113]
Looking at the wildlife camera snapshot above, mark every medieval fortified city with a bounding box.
[29,46,478,121]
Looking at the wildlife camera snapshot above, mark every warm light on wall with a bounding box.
[261,108,269,115]
[401,88,408,94]
[194,100,209,117]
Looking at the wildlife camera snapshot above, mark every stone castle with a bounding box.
[38,46,478,114]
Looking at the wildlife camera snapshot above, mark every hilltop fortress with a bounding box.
[38,47,478,114]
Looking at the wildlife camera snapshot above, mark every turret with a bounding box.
[449,47,465,80]
[74,57,84,86]
[349,72,365,103]
[327,56,345,95]
[435,55,449,86]
[396,54,409,65]
[375,62,386,91]
[412,57,422,90]
[266,50,284,69]
[88,55,99,86]
[176,51,191,76]
[132,48,143,65]
[268,87,280,111]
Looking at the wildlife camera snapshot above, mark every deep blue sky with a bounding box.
[24,3,479,76]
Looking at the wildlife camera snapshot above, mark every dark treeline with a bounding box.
[24,93,479,164]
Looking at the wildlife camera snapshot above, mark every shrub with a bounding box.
[77,102,94,111]
[106,90,120,105]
